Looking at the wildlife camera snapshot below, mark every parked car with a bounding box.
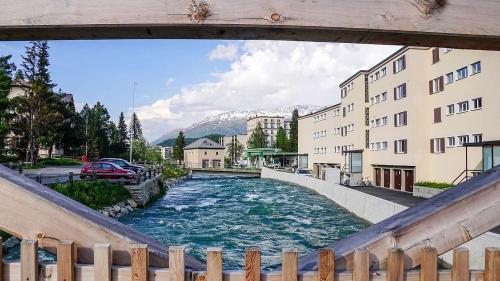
[295,168,311,175]
[99,158,144,174]
[80,162,136,180]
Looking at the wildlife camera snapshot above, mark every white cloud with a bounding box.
[136,41,400,141]
[208,43,239,61]
[165,77,174,87]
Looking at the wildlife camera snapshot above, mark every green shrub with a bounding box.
[39,158,82,166]
[415,181,452,189]
[162,165,187,179]
[49,181,131,210]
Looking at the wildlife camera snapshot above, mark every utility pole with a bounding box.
[129,81,137,163]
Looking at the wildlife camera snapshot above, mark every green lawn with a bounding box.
[415,181,452,189]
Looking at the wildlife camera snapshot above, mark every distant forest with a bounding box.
[157,134,223,147]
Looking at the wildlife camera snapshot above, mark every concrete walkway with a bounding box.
[23,165,84,175]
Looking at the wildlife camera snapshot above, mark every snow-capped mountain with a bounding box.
[152,104,323,145]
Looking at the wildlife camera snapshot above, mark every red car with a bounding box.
[80,162,136,180]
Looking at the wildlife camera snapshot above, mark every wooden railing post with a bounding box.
[207,247,222,281]
[169,246,185,281]
[245,247,261,281]
[452,247,469,281]
[387,248,404,281]
[68,172,74,183]
[282,249,298,281]
[21,239,38,281]
[318,249,334,281]
[0,237,3,281]
[57,240,75,281]
[94,243,112,281]
[485,247,500,281]
[420,247,437,281]
[130,244,149,281]
[353,248,369,281]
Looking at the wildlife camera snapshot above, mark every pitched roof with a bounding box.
[184,138,224,150]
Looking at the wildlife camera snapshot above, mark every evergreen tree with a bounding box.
[287,109,299,152]
[129,112,143,140]
[0,55,16,157]
[114,112,129,156]
[247,121,266,148]
[83,102,112,161]
[275,126,288,151]
[173,131,186,163]
[226,140,244,164]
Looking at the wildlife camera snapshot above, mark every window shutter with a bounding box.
[403,140,407,153]
[404,111,407,125]
[394,140,397,154]
[430,139,434,153]
[434,107,441,123]
[439,76,444,91]
[394,113,397,127]
[394,87,397,100]
[393,61,396,74]
[402,83,407,97]
[441,138,445,153]
[402,56,406,69]
[429,80,433,95]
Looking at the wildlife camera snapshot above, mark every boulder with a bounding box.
[127,205,134,212]
[127,199,138,208]
[113,205,121,213]
[120,207,129,215]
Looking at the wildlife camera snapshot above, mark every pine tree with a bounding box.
[275,126,288,151]
[173,131,186,163]
[247,121,266,148]
[0,55,16,157]
[287,109,299,152]
[129,112,143,140]
[116,112,129,154]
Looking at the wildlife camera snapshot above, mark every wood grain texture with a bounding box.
[485,247,500,281]
[57,240,75,281]
[282,250,298,281]
[420,247,437,281]
[130,244,149,281]
[452,248,469,281]
[386,248,404,281]
[0,237,3,281]
[0,165,204,269]
[169,246,186,281]
[207,248,222,281]
[318,249,334,281]
[299,165,500,271]
[0,0,499,49]
[94,243,112,281]
[20,239,38,281]
[245,248,261,281]
[353,249,369,281]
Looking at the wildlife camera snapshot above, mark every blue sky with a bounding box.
[0,40,399,141]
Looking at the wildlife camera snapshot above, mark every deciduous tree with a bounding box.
[275,126,288,151]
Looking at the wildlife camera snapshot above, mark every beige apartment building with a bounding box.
[219,134,248,162]
[183,138,225,168]
[247,116,290,148]
[299,47,500,191]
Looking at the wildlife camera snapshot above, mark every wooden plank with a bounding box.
[20,239,38,281]
[318,249,334,281]
[94,243,112,281]
[386,248,404,281]
[420,247,437,281]
[0,237,3,281]
[0,0,500,49]
[130,244,149,281]
[169,246,185,281]
[0,165,204,269]
[245,247,261,281]
[485,247,500,281]
[57,240,75,281]
[207,247,223,281]
[299,165,500,270]
[353,249,369,281]
[452,248,469,281]
[282,249,298,281]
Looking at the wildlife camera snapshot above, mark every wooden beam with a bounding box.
[130,244,149,281]
[169,246,186,281]
[420,247,437,281]
[0,237,3,281]
[282,249,298,281]
[452,248,469,281]
[0,0,500,49]
[20,239,38,281]
[485,248,500,281]
[57,240,76,281]
[386,248,404,281]
[245,248,261,281]
[0,165,204,269]
[318,249,334,281]
[94,243,112,281]
[207,248,223,281]
[353,249,369,281]
[298,165,500,270]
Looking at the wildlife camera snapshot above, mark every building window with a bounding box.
[381,92,387,101]
[472,97,482,110]
[430,76,444,94]
[457,66,468,80]
[204,151,207,155]
[472,134,482,143]
[381,67,387,77]
[458,135,469,146]
[432,48,440,64]
[382,141,388,150]
[375,71,380,80]
[382,116,388,126]
[369,75,373,83]
[370,97,374,105]
[395,139,407,154]
[447,104,455,115]
[446,72,454,84]
[471,61,481,74]
[447,137,455,147]
[394,111,407,127]
[375,118,381,127]
[394,83,407,100]
[216,152,219,155]
[431,138,445,154]
[457,101,469,113]
[393,56,406,73]
[375,95,380,103]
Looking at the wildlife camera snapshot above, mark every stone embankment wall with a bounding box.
[413,185,446,198]
[260,167,500,269]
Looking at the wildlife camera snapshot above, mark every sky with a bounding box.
[0,40,400,141]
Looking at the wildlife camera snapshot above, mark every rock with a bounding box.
[109,211,116,217]
[102,211,110,217]
[120,207,129,215]
[113,205,121,213]
[127,199,138,208]
[127,205,134,212]
[3,237,20,249]
[118,202,126,208]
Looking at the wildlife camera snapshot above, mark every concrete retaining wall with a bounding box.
[125,175,163,206]
[261,167,500,269]
[413,185,446,198]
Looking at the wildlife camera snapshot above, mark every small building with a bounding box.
[184,138,225,168]
[160,146,173,160]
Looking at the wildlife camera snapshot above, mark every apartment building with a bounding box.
[299,47,500,190]
[183,138,225,168]
[247,116,290,148]
[219,134,248,162]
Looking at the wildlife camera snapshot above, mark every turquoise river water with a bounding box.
[118,174,370,270]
